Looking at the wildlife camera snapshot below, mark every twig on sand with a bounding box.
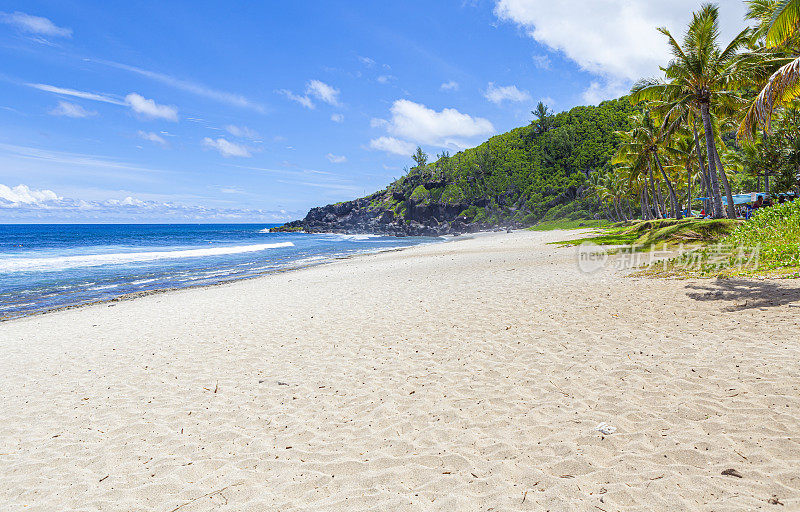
[168,482,244,512]
[214,381,219,393]
[549,380,571,397]
[522,490,527,503]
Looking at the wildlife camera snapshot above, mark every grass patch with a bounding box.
[557,218,739,251]
[528,218,611,231]
[652,201,800,278]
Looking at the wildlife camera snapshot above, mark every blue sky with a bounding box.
[0,1,747,222]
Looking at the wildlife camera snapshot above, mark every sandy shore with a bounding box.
[1,230,799,511]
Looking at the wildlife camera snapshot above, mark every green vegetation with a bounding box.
[589,2,800,226]
[376,98,637,227]
[559,202,800,278]
[527,219,611,231]
[558,218,740,250]
[655,199,800,277]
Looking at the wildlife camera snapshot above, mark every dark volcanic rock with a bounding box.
[271,191,498,236]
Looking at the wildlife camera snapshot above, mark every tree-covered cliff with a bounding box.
[275,98,638,235]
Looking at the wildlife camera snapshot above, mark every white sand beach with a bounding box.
[1,230,799,511]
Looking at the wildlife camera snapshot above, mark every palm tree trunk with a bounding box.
[765,172,770,195]
[699,102,724,218]
[648,160,663,218]
[692,120,708,189]
[641,186,651,220]
[639,189,646,220]
[654,152,682,219]
[686,165,692,217]
[712,144,737,219]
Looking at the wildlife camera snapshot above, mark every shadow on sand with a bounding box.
[685,279,800,311]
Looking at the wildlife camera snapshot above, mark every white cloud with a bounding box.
[326,153,347,164]
[278,89,315,109]
[137,130,168,147]
[370,117,388,128]
[484,83,532,104]
[278,80,340,109]
[358,56,376,67]
[225,124,259,140]
[125,93,178,121]
[377,75,395,84]
[0,142,168,176]
[49,101,96,118]
[368,136,416,156]
[494,0,748,101]
[440,81,460,91]
[375,99,494,151]
[0,12,71,37]
[581,80,629,105]
[95,60,266,113]
[28,83,125,105]
[0,183,60,205]
[0,183,299,221]
[331,113,344,123]
[305,80,340,106]
[202,137,251,157]
[29,84,180,120]
[531,54,551,69]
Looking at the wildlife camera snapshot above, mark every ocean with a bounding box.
[0,224,443,320]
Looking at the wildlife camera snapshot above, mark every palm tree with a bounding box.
[531,102,555,135]
[672,133,701,216]
[631,4,748,219]
[739,0,800,137]
[614,111,682,219]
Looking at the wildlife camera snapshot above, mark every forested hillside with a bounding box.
[276,98,638,235]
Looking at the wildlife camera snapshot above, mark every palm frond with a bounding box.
[766,0,800,46]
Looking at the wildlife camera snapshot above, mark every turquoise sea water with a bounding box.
[0,224,442,320]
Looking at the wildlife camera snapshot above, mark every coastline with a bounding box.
[0,233,457,322]
[2,229,799,510]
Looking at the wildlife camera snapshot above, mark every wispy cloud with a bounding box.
[275,179,361,195]
[137,131,168,147]
[49,101,96,118]
[278,79,341,109]
[531,54,551,69]
[358,56,376,67]
[277,88,315,109]
[326,153,347,164]
[94,60,267,113]
[0,142,167,174]
[29,84,178,120]
[440,81,459,91]
[202,137,251,157]
[330,113,344,123]
[28,83,125,105]
[484,83,532,104]
[306,80,340,106]
[0,12,71,37]
[225,125,260,140]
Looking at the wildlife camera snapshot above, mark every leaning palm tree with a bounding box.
[672,133,701,216]
[615,111,682,219]
[739,0,800,136]
[631,4,748,219]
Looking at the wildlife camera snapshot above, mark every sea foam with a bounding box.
[0,242,295,273]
